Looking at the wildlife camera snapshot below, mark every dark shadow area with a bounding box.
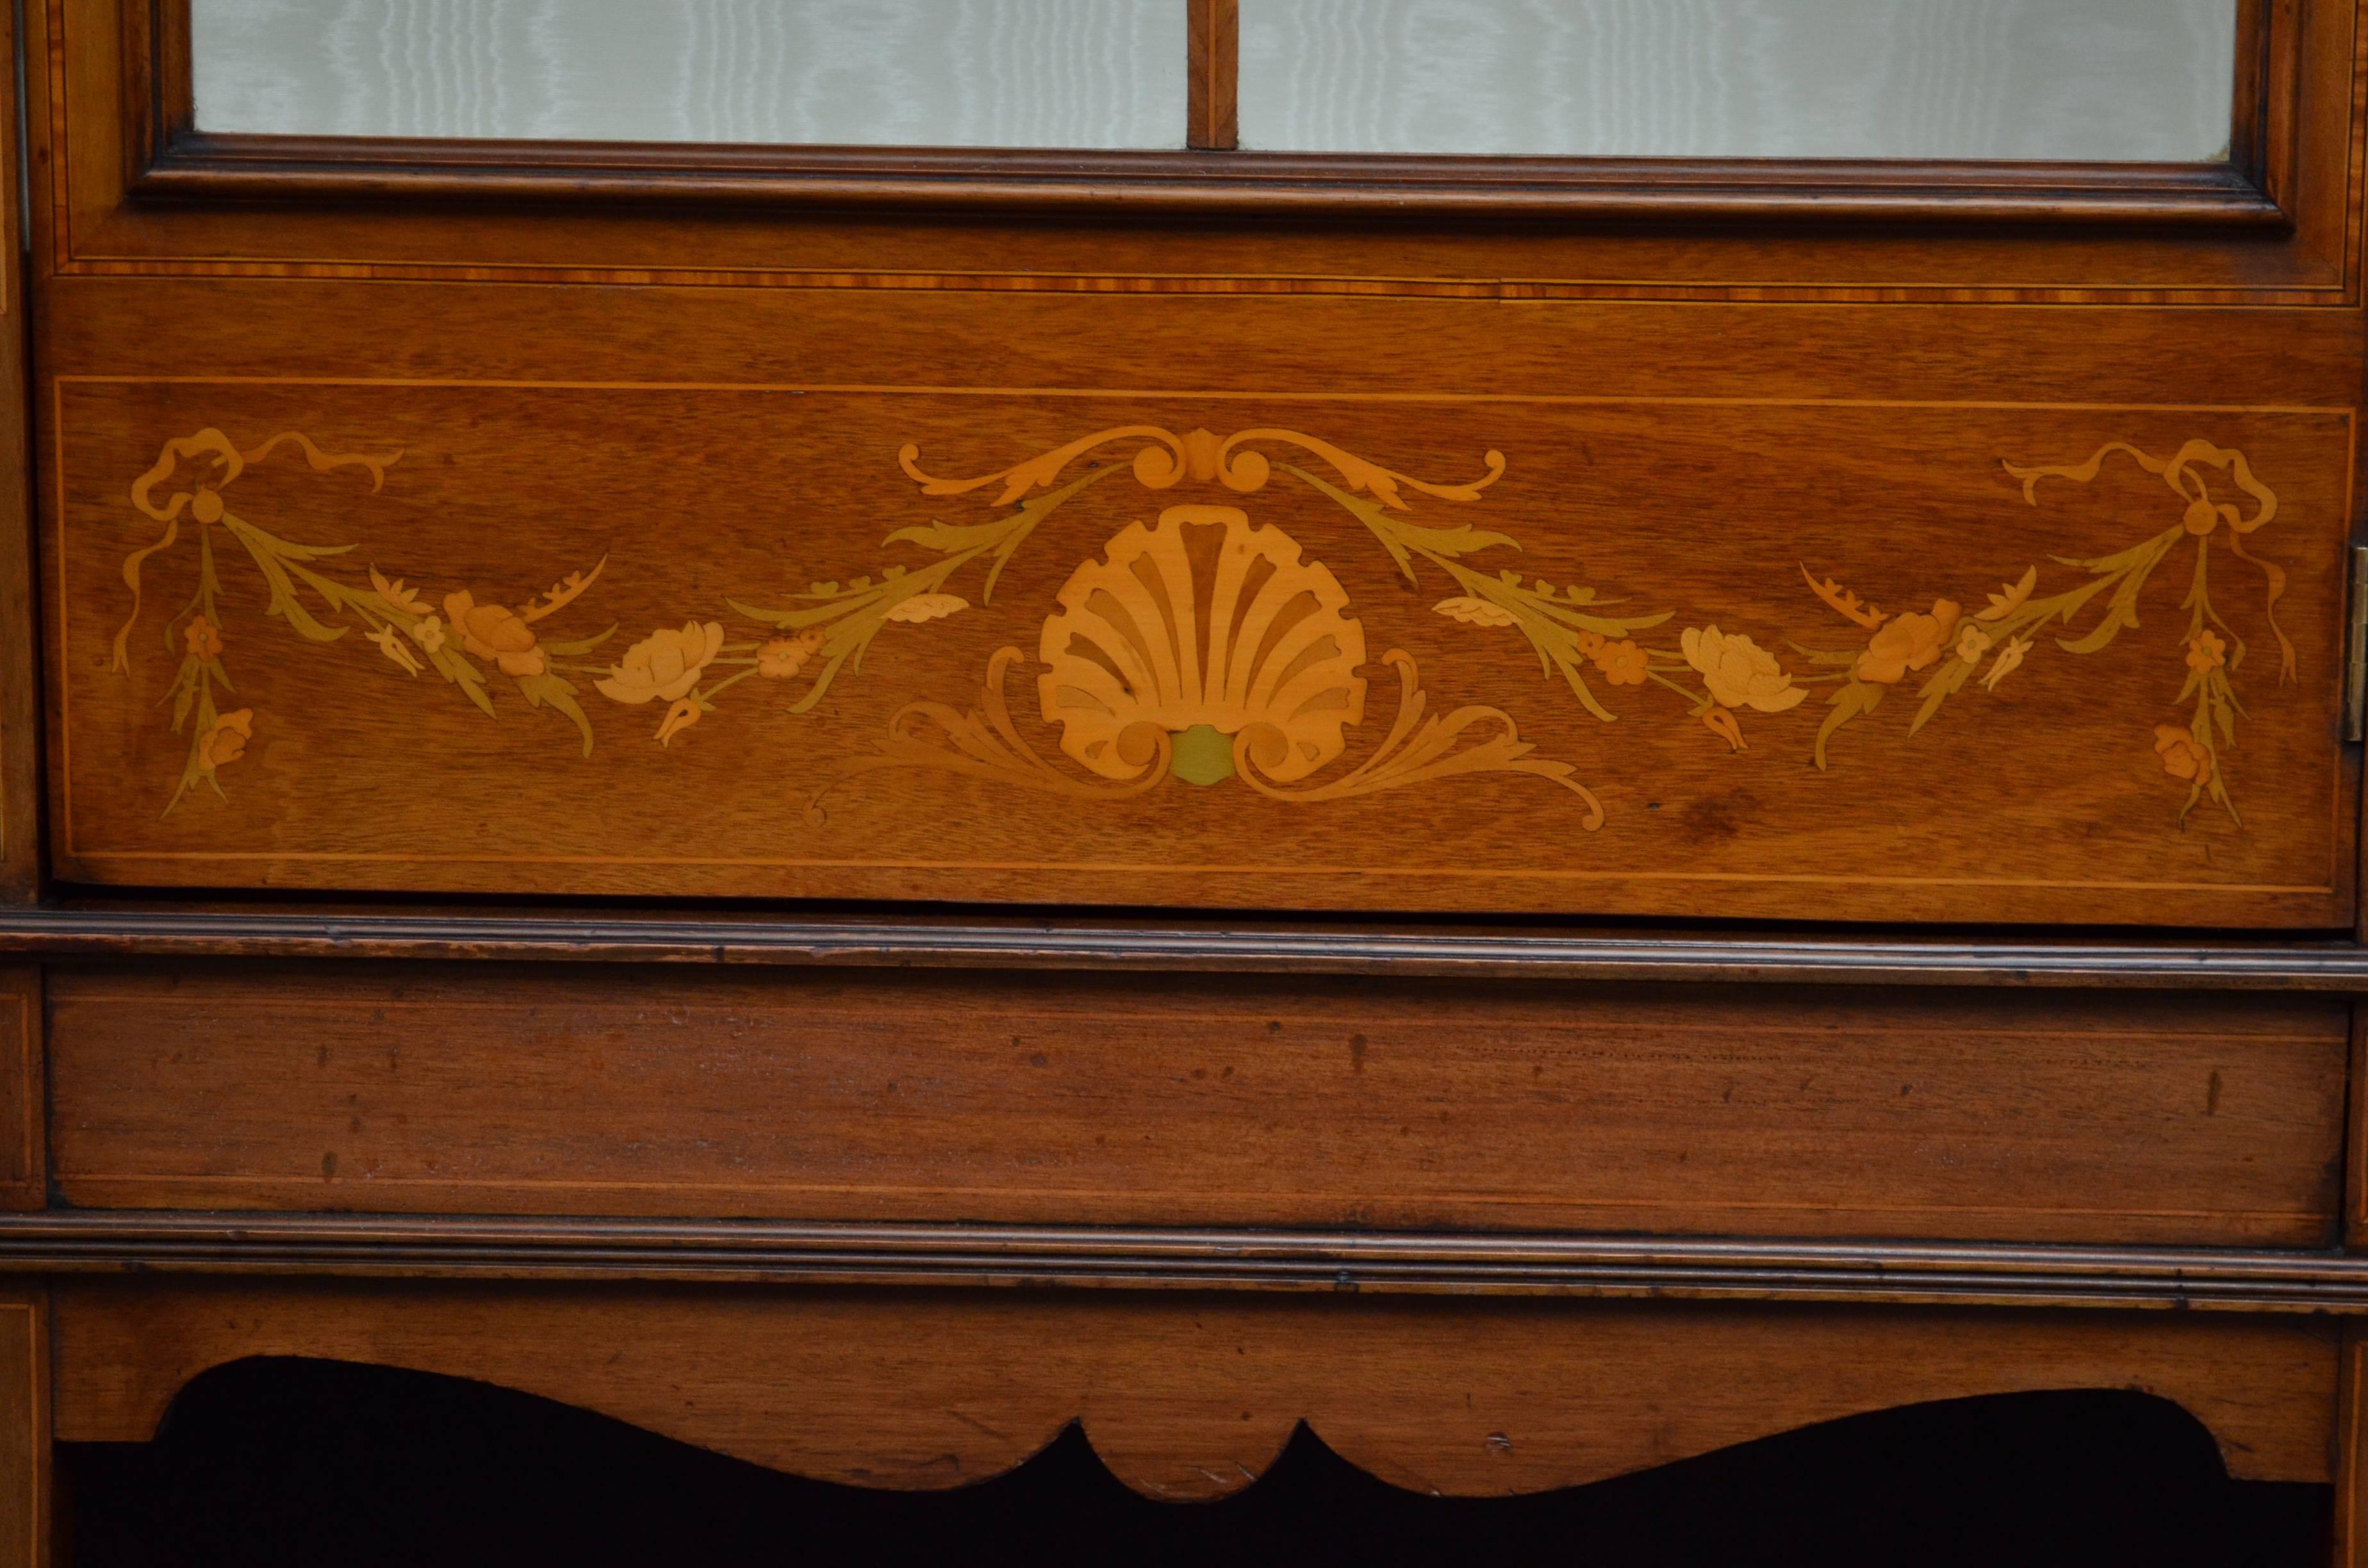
[63,1357,2326,1567]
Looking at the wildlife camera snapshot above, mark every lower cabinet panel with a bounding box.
[0,1287,41,1568]
[45,965,2346,1246]
[46,1280,2340,1494]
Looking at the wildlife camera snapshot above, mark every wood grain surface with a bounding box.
[2353,1003,2368,1250]
[0,1287,45,1568]
[2335,1325,2368,1566]
[46,1280,2339,1495]
[43,387,2358,922]
[44,965,2346,1245]
[0,974,41,1216]
[0,0,36,907]
[1185,0,1235,151]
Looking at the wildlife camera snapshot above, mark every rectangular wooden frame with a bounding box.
[121,0,2294,225]
[0,1287,45,1568]
[31,0,2362,302]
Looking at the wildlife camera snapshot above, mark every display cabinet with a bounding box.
[8,1,2368,1557]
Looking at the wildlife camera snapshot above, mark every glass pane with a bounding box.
[1238,0,2239,161]
[190,0,1187,149]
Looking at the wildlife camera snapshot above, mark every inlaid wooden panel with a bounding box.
[0,972,41,1214]
[2332,1324,2368,1566]
[0,1287,45,1568]
[45,967,2347,1246]
[2351,1004,2368,1249]
[47,1281,2339,1494]
[45,386,2355,923]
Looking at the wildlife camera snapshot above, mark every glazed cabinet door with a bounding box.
[26,0,2368,926]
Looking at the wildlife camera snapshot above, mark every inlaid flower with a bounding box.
[367,625,423,676]
[1956,625,1994,666]
[410,615,447,654]
[1593,639,1649,687]
[1981,635,2033,692]
[1856,600,1962,685]
[1682,626,1805,713]
[197,708,253,772]
[655,698,702,747]
[2153,724,2214,787]
[443,591,545,678]
[598,621,726,705]
[757,628,826,680]
[185,616,222,660]
[2186,630,2228,673]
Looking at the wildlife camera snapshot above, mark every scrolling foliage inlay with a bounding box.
[109,422,2294,831]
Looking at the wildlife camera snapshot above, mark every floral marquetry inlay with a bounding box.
[109,420,2296,833]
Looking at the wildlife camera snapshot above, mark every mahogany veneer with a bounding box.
[42,966,2349,1246]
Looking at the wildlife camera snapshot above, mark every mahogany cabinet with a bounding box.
[9,0,2368,1558]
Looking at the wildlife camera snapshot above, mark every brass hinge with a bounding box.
[2349,545,2368,742]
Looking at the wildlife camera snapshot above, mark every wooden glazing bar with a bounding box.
[1186,0,1238,151]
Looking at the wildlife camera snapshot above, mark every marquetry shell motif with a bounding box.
[1037,506,1367,787]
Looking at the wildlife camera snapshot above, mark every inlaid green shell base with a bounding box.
[1169,724,1236,787]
